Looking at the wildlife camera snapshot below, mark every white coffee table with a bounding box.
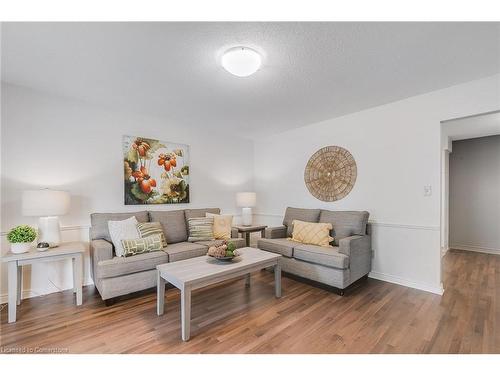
[156,247,282,341]
[1,241,85,323]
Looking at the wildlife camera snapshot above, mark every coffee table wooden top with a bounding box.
[1,241,85,262]
[157,247,280,288]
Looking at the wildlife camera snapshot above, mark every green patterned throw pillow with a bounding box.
[121,234,163,257]
[136,222,167,247]
[187,217,214,242]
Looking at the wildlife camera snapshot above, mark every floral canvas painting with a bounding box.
[123,135,190,205]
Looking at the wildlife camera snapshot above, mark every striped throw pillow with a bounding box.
[121,234,163,257]
[137,222,167,247]
[187,217,214,242]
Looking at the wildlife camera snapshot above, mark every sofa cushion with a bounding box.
[283,207,321,237]
[195,238,246,249]
[319,210,370,245]
[149,210,187,244]
[164,241,208,262]
[257,238,295,258]
[96,250,168,279]
[293,244,349,269]
[184,208,220,220]
[90,211,149,242]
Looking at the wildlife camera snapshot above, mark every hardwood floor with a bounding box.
[1,249,499,353]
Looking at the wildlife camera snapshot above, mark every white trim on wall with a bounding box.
[253,213,440,231]
[0,280,95,305]
[0,225,90,237]
[450,243,500,255]
[368,271,444,295]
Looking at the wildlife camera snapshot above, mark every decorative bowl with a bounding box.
[208,254,240,262]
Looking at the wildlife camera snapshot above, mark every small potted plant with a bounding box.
[7,225,37,254]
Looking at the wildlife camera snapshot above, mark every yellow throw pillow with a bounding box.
[290,220,333,247]
[206,213,233,240]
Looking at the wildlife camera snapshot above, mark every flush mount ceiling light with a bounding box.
[221,47,262,77]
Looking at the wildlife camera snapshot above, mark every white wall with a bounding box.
[449,135,500,253]
[253,74,500,294]
[2,75,499,301]
[0,83,254,301]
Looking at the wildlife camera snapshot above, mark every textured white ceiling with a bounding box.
[2,22,499,139]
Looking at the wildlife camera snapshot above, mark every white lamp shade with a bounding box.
[22,189,70,217]
[236,192,256,208]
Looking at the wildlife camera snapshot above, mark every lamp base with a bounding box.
[38,216,61,248]
[241,207,253,226]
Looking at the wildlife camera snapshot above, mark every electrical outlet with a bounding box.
[424,185,432,196]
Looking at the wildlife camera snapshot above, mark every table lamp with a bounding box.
[236,192,256,226]
[22,189,70,249]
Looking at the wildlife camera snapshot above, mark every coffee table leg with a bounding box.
[8,261,18,323]
[274,263,282,298]
[245,232,250,247]
[181,286,191,341]
[157,271,165,316]
[245,273,251,287]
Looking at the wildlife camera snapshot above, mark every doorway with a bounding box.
[440,111,500,288]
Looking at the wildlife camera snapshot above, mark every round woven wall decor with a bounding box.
[304,146,357,202]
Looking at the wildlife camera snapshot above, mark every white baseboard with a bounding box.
[450,243,500,255]
[441,246,450,256]
[0,290,39,304]
[0,280,94,304]
[368,271,444,295]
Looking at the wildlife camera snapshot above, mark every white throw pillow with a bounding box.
[108,216,140,257]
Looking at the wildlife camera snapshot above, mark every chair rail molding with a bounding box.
[253,213,440,231]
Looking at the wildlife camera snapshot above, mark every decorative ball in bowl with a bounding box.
[207,240,240,262]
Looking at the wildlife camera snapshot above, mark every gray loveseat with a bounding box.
[257,207,372,294]
[89,208,245,302]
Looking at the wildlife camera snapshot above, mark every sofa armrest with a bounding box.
[89,239,114,283]
[264,226,287,239]
[91,239,114,262]
[339,235,372,283]
[339,235,371,257]
[231,228,239,239]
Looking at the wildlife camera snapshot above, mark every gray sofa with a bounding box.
[257,207,372,294]
[89,208,245,302]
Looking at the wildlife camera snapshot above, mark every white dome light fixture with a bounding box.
[221,46,262,77]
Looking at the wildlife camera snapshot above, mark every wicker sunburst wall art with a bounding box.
[304,146,357,202]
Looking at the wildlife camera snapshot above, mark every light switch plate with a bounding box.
[424,185,432,196]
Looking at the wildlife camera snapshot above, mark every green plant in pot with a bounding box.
[7,225,37,254]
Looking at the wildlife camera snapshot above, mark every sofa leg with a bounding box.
[104,298,115,307]
[338,289,345,296]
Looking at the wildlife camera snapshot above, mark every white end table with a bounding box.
[1,241,85,323]
[232,225,268,247]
